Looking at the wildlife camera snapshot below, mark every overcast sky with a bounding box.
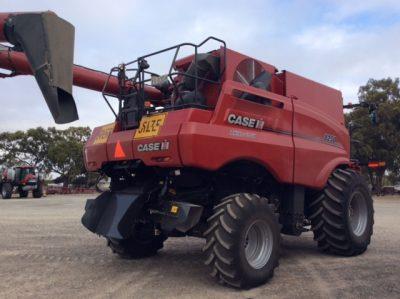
[0,0,399,131]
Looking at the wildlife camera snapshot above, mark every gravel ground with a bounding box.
[0,194,399,299]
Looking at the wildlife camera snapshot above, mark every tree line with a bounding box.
[0,127,93,187]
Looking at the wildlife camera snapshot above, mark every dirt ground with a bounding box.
[0,194,399,299]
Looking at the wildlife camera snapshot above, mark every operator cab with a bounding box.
[172,53,220,106]
[102,37,280,130]
[101,37,225,130]
[14,166,35,184]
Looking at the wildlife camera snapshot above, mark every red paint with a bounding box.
[73,65,163,100]
[82,47,350,189]
[21,173,35,185]
[0,50,32,75]
[0,12,351,189]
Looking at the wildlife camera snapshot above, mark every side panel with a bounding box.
[285,72,350,188]
[84,109,213,171]
[179,81,294,184]
[132,111,181,167]
[84,123,115,171]
[283,71,345,124]
[132,109,212,167]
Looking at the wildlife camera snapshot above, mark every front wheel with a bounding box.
[203,193,281,289]
[309,168,374,256]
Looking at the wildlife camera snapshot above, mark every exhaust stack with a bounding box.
[1,11,77,124]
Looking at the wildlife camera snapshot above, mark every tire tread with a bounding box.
[309,168,374,256]
[203,193,281,289]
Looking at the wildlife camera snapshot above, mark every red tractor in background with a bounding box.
[0,11,374,288]
[1,165,44,199]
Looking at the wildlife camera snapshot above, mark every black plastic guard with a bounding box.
[81,188,146,240]
[161,202,203,233]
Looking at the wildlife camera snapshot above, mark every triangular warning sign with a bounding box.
[114,141,126,159]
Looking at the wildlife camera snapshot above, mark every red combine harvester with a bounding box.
[0,12,374,288]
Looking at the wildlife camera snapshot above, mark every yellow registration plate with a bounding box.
[134,113,167,139]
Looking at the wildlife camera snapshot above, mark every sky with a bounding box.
[0,0,399,131]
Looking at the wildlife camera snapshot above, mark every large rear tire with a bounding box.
[107,223,166,259]
[309,169,374,256]
[203,193,281,289]
[1,183,12,199]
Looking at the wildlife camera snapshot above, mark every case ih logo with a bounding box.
[137,140,170,152]
[227,113,265,130]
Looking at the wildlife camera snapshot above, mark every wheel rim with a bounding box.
[244,220,273,269]
[348,191,368,236]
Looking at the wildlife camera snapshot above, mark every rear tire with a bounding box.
[203,193,281,289]
[309,169,374,256]
[33,183,43,198]
[107,223,166,259]
[1,183,12,199]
